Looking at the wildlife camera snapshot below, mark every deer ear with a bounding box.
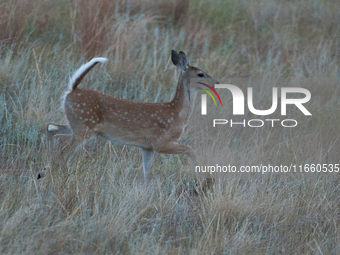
[171,50,189,72]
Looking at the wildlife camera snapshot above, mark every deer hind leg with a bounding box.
[63,135,95,168]
[38,123,73,179]
[39,123,95,179]
[141,148,155,181]
[46,123,73,154]
[38,132,94,179]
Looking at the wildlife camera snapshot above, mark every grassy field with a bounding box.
[0,0,340,253]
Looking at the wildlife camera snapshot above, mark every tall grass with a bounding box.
[0,0,339,253]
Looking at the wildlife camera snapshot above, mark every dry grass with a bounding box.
[0,0,340,254]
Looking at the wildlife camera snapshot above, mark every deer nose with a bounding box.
[212,80,220,89]
[213,80,220,88]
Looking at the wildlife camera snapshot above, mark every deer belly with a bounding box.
[97,132,151,149]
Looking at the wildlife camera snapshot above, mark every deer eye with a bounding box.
[198,73,205,77]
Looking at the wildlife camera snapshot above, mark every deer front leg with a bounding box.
[152,141,203,190]
[141,148,155,181]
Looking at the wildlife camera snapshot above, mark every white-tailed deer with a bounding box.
[38,50,219,184]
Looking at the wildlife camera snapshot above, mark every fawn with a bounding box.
[38,50,219,185]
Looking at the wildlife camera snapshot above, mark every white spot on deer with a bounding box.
[168,119,171,123]
[83,103,86,106]
[77,104,80,107]
[81,110,84,113]
[80,117,82,120]
[94,127,98,131]
[87,111,90,114]
[48,124,59,131]
[179,109,185,117]
[125,112,128,115]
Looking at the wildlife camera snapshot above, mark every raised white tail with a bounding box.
[38,50,219,184]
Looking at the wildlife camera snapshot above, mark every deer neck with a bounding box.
[170,74,197,121]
